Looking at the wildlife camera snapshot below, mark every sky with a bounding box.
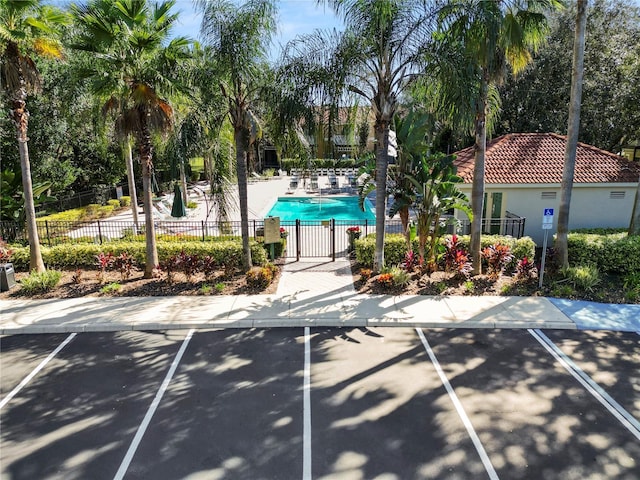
[46,0,343,59]
[153,0,344,60]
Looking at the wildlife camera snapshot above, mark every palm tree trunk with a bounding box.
[470,78,488,275]
[10,77,45,272]
[556,0,587,267]
[373,120,391,272]
[138,120,159,278]
[235,127,252,270]
[125,140,139,229]
[629,179,640,235]
[179,161,188,206]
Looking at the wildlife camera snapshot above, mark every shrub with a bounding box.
[567,233,640,275]
[107,199,121,209]
[119,196,131,207]
[443,235,472,277]
[95,252,114,282]
[558,265,601,292]
[246,265,274,289]
[514,256,538,282]
[9,240,267,270]
[381,265,411,287]
[0,238,14,263]
[355,233,534,271]
[481,243,514,278]
[113,252,136,280]
[20,270,62,294]
[187,201,198,209]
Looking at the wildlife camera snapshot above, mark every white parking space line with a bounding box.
[113,329,195,480]
[416,329,499,480]
[303,327,312,480]
[529,329,640,441]
[0,333,76,411]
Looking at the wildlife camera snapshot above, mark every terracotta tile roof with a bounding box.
[453,133,640,184]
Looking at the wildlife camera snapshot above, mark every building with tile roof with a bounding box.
[452,133,640,244]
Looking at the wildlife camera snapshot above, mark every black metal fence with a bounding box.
[0,216,526,260]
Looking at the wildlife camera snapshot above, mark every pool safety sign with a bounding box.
[264,216,281,244]
[542,208,554,229]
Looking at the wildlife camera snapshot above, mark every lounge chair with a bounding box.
[287,176,299,193]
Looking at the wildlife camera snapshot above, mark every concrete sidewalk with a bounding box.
[2,258,639,335]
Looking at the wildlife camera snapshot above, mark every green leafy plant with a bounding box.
[20,270,62,294]
[100,282,122,294]
[558,265,601,292]
[187,201,198,209]
[200,283,212,295]
[464,280,475,293]
[215,282,225,293]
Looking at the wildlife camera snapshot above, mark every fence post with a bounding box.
[201,221,206,242]
[296,219,300,262]
[331,218,335,261]
[97,220,103,244]
[44,220,51,247]
[365,219,368,237]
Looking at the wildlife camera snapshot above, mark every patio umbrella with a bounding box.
[171,183,187,218]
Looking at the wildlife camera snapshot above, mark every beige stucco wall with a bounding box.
[456,183,638,246]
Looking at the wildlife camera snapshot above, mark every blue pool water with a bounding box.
[266,196,375,221]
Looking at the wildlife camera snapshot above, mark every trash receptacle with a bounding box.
[0,263,16,292]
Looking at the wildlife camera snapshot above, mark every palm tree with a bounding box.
[437,0,561,274]
[286,0,435,272]
[72,0,191,277]
[196,0,277,270]
[409,153,471,271]
[556,0,588,266]
[0,0,67,272]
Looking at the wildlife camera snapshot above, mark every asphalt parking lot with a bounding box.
[1,328,639,480]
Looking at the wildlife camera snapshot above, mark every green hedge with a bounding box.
[567,232,640,274]
[355,233,536,270]
[10,240,268,270]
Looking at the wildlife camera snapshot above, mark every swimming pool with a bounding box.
[266,196,375,221]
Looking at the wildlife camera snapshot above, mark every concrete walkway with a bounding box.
[2,259,639,335]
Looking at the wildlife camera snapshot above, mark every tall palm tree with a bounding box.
[285,0,435,272]
[196,0,277,270]
[556,0,588,265]
[0,0,67,272]
[437,0,561,274]
[72,0,191,277]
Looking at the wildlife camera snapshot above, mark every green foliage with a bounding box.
[186,201,198,209]
[567,232,640,275]
[623,272,640,302]
[107,199,121,209]
[381,265,411,287]
[215,282,225,293]
[19,270,63,294]
[119,196,131,207]
[355,234,419,268]
[558,265,602,293]
[9,240,267,270]
[100,282,122,294]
